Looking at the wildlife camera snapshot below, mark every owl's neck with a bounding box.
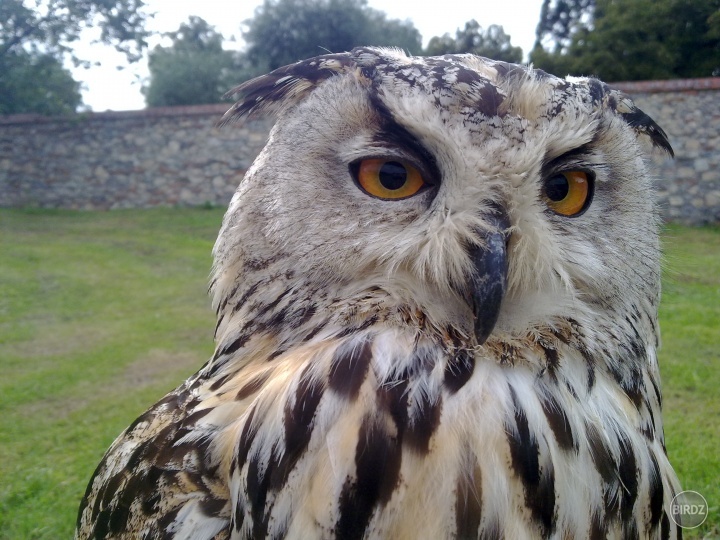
[208,276,421,374]
[207,262,661,407]
[207,262,481,375]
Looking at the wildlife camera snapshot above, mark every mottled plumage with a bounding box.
[77,47,681,539]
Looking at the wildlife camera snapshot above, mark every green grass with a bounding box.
[0,208,222,539]
[0,209,718,538]
[659,224,720,538]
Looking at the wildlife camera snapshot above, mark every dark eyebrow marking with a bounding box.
[366,92,442,184]
[541,141,596,178]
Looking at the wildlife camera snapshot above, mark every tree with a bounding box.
[534,0,595,52]
[0,0,150,62]
[0,51,81,115]
[143,17,242,107]
[0,0,151,114]
[424,21,523,63]
[242,0,422,72]
[531,0,720,80]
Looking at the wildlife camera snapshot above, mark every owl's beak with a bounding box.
[467,210,510,344]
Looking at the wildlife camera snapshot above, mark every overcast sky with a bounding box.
[72,0,544,112]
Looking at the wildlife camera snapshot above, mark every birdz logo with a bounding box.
[670,490,708,528]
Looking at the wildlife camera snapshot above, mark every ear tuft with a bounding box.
[605,90,674,157]
[218,52,358,126]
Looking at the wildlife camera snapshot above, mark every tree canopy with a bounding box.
[0,0,150,115]
[0,51,81,115]
[242,0,422,72]
[534,0,595,52]
[143,17,240,107]
[0,0,150,62]
[424,20,523,63]
[531,0,720,80]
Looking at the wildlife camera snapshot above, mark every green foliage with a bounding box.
[0,0,150,63]
[242,0,422,72]
[0,0,150,115]
[424,20,523,63]
[0,209,717,538]
[531,0,720,80]
[535,0,595,52]
[0,51,81,115]
[143,17,241,107]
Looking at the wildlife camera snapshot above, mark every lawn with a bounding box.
[0,209,718,538]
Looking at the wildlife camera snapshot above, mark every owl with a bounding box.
[76,47,682,539]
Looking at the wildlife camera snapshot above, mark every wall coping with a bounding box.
[611,77,720,94]
[1,77,718,126]
[0,103,231,126]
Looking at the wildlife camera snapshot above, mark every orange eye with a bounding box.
[543,171,592,216]
[355,159,427,200]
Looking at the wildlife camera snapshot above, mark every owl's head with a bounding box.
[211,47,671,355]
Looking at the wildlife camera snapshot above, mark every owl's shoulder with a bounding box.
[76,381,231,539]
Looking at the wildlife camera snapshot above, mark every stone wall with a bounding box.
[613,78,720,225]
[1,78,719,224]
[0,105,269,210]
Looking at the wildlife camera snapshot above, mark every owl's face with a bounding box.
[213,48,671,353]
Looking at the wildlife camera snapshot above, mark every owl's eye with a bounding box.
[354,158,427,200]
[543,171,593,216]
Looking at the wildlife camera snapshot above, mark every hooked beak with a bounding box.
[466,210,510,344]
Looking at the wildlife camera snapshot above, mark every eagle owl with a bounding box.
[76,48,682,539]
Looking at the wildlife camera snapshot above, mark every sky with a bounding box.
[72,0,544,112]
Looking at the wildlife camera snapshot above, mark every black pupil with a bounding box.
[378,161,408,190]
[546,174,569,201]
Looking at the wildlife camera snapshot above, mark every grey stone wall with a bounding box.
[613,78,720,225]
[0,105,269,210]
[1,78,719,224]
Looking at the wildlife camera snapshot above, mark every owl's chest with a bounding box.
[221,332,677,539]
